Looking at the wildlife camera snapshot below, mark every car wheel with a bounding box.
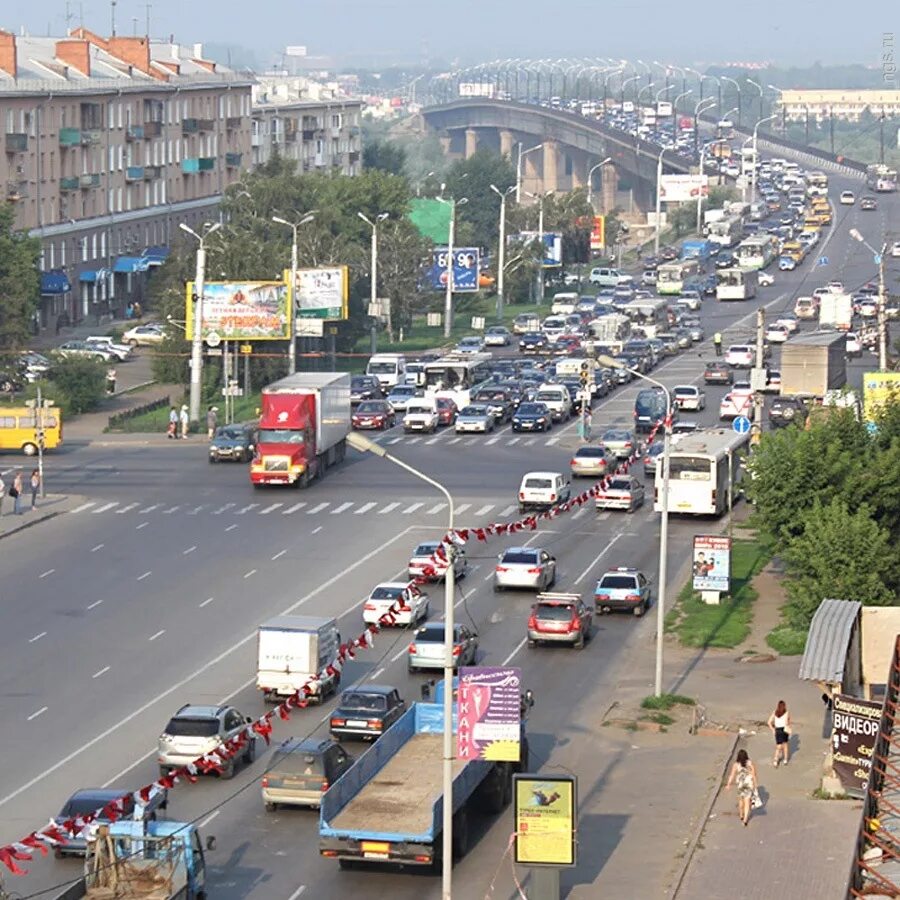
[128,339,139,347]
[493,582,503,593]
[243,740,256,765]
[634,602,646,618]
[574,632,585,650]
[220,760,235,780]
[264,802,277,812]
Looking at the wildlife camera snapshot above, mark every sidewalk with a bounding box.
[0,493,85,538]
[29,315,140,352]
[62,381,181,443]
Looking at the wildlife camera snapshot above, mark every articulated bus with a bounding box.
[866,164,898,193]
[735,234,778,271]
[422,352,493,409]
[656,260,702,296]
[716,268,758,301]
[621,298,669,338]
[655,428,750,516]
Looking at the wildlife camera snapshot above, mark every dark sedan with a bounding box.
[209,424,256,463]
[519,332,548,354]
[703,362,734,385]
[329,686,406,742]
[472,389,516,423]
[350,375,383,405]
[511,402,553,432]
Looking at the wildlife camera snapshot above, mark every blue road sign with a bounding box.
[817,256,829,267]
[429,247,481,293]
[733,415,752,435]
[874,253,882,265]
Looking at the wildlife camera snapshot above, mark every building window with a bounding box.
[117,188,123,212]
[91,233,97,259]
[81,238,88,262]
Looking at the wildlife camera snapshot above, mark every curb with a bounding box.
[0,508,63,539]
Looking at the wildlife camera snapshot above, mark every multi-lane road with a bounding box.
[0,162,895,899]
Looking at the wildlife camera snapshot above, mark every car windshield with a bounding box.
[460,406,487,416]
[351,378,368,389]
[390,387,416,397]
[413,542,439,556]
[340,692,388,712]
[598,575,638,590]
[608,478,632,491]
[356,402,384,413]
[536,603,574,620]
[368,362,397,374]
[603,431,629,442]
[459,338,480,346]
[674,387,696,397]
[576,447,606,458]
[165,717,219,737]
[62,795,120,817]
[669,456,712,480]
[503,550,539,564]
[524,478,552,489]
[475,391,508,402]
[272,749,324,775]
[416,625,447,643]
[370,586,404,600]
[258,429,304,444]
[215,427,246,440]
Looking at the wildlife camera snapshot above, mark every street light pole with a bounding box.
[436,196,467,338]
[654,147,666,255]
[587,156,612,207]
[516,142,541,204]
[180,221,220,426]
[750,115,778,206]
[850,229,889,371]
[358,212,389,353]
[273,214,315,373]
[490,184,515,321]
[344,431,456,900]
[525,191,545,304]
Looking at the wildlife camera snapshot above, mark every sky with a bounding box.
[9,0,897,68]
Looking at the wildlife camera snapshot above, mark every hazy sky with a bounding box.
[13,0,896,67]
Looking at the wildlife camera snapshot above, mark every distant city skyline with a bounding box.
[8,0,893,69]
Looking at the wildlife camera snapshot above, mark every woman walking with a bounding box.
[11,471,23,515]
[768,700,792,767]
[725,749,757,826]
[30,469,40,509]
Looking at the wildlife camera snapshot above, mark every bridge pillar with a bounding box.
[600,161,619,214]
[439,135,452,156]
[499,129,515,158]
[570,152,589,191]
[465,128,479,159]
[523,150,541,197]
[542,140,559,193]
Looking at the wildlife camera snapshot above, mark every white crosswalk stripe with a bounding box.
[455,503,471,515]
[407,437,422,444]
[546,436,560,445]
[508,437,520,445]
[162,505,180,514]
[187,505,206,515]
[259,503,283,515]
[331,502,353,514]
[307,502,330,514]
[354,502,377,515]
[524,438,537,446]
[70,502,96,514]
[426,502,447,516]
[425,436,440,445]
[213,503,235,515]
[115,502,138,514]
[486,436,500,445]
[92,502,118,514]
[138,503,160,514]
[448,437,462,445]
[378,502,400,515]
[500,504,517,516]
[235,503,258,515]
[282,502,306,515]
[388,437,403,445]
[402,502,423,515]
[474,504,494,517]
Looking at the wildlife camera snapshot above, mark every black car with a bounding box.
[519,332,548,354]
[511,402,553,432]
[350,375,383,405]
[860,196,878,211]
[209,423,256,463]
[714,251,736,269]
[329,686,406,742]
[768,396,807,428]
[472,388,516,423]
[700,274,717,297]
[703,362,734,385]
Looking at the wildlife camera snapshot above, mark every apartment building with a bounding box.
[0,28,252,329]
[251,76,362,175]
[776,89,900,123]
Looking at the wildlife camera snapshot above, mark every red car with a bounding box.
[435,397,458,426]
[351,400,396,430]
[553,335,582,355]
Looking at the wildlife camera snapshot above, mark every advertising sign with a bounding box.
[513,774,577,866]
[429,247,481,292]
[186,281,290,341]
[511,232,563,267]
[590,215,606,252]
[659,174,709,202]
[457,666,521,762]
[863,372,900,422]
[692,535,732,593]
[285,266,348,320]
[458,82,496,98]
[832,693,882,796]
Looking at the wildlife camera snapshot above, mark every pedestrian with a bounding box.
[0,472,5,517]
[106,366,117,394]
[206,405,218,440]
[30,469,40,509]
[133,300,142,320]
[167,406,178,439]
[768,700,792,767]
[713,332,723,356]
[179,404,190,439]
[11,471,23,515]
[725,748,758,827]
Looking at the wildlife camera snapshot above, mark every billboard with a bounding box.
[458,82,496,98]
[429,247,480,292]
[285,266,349,320]
[511,232,562,267]
[832,693,882,796]
[457,666,521,762]
[590,215,606,252]
[659,174,709,202]
[513,775,577,867]
[863,372,900,422]
[186,281,290,341]
[692,535,732,593]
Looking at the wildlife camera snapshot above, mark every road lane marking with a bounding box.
[370,667,385,679]
[260,503,283,514]
[331,502,353,514]
[29,632,46,643]
[426,436,440,445]
[546,436,560,445]
[448,437,462,444]
[92,527,418,794]
[572,508,586,520]
[115,503,138,514]
[508,437,520,445]
[307,502,330,514]
[92,502,117,514]
[391,646,408,662]
[402,502,423,515]
[455,503,471,515]
[138,504,160,514]
[486,436,499,445]
[474,504,494,517]
[199,597,214,608]
[389,437,402,444]
[87,600,103,610]
[244,569,257,579]
[502,636,529,666]
[91,544,104,552]
[92,667,110,679]
[598,511,611,520]
[501,505,517,516]
[148,630,165,641]
[213,503,236,515]
[183,545,197,555]
[407,437,422,444]
[39,569,55,579]
[282,502,306,514]
[70,502,96,514]
[426,503,447,515]
[354,502,376,515]
[162,505,180,515]
[574,534,623,585]
[27,707,47,722]
[187,505,205,515]
[311,526,322,534]
[236,503,259,515]
[198,810,220,829]
[225,524,238,532]
[378,502,400,515]
[287,888,306,900]
[271,550,287,561]
[136,521,149,530]
[137,571,152,581]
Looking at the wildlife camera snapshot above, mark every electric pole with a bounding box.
[752,307,766,438]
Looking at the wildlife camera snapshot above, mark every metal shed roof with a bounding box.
[798,598,862,683]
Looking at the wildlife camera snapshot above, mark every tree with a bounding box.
[0,205,40,349]
[371,220,432,338]
[782,499,899,628]
[444,149,516,249]
[363,140,407,176]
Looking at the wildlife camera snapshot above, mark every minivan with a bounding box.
[365,353,407,389]
[550,292,579,315]
[518,471,571,512]
[633,387,668,434]
[589,267,633,288]
[534,384,572,421]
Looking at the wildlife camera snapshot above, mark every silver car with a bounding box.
[494,546,557,592]
[158,704,256,779]
[570,445,615,478]
[595,476,645,512]
[600,428,637,459]
[408,541,467,581]
[408,623,478,672]
[262,738,353,811]
[455,404,495,433]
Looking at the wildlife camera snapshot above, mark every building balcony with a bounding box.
[79,173,101,188]
[181,157,215,174]
[197,119,215,131]
[226,116,242,130]
[125,166,144,182]
[144,165,163,180]
[5,132,27,152]
[60,176,79,191]
[225,152,242,167]
[125,125,144,141]
[349,150,360,164]
[59,128,82,147]
[143,121,163,138]
[182,118,200,135]
[6,180,27,200]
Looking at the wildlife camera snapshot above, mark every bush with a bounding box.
[766,625,808,656]
[641,693,695,711]
[29,357,107,415]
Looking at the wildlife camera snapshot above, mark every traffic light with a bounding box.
[580,369,590,386]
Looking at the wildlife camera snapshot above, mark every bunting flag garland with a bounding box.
[0,422,663,876]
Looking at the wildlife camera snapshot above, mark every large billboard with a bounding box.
[285,266,349,320]
[457,666,521,762]
[832,693,882,796]
[513,775,577,867]
[692,535,732,593]
[186,281,290,341]
[429,247,481,292]
[863,372,900,422]
[458,82,496,98]
[659,174,709,203]
[590,215,606,252]
[510,232,563,267]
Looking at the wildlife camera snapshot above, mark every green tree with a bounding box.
[444,149,516,249]
[371,219,432,338]
[0,205,41,349]
[783,499,899,628]
[363,140,407,176]
[40,357,106,414]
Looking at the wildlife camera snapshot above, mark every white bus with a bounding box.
[655,428,750,516]
[735,235,777,271]
[656,260,701,295]
[716,267,758,301]
[707,215,743,248]
[866,164,898,193]
[622,298,669,338]
[422,352,493,409]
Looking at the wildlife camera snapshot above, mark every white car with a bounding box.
[775,314,799,333]
[758,271,775,287]
[857,298,878,318]
[455,336,485,354]
[719,392,752,420]
[672,384,706,411]
[731,380,754,399]
[362,583,429,627]
[765,324,789,343]
[484,326,512,347]
[845,332,862,356]
[403,401,439,434]
[677,290,702,311]
[408,541,467,581]
[55,340,114,362]
[891,241,900,259]
[123,323,165,346]
[839,190,855,205]
[761,370,782,393]
[725,344,753,368]
[85,336,133,361]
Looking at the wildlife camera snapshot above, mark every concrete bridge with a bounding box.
[422,99,694,213]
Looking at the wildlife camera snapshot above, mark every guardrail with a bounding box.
[107,395,169,431]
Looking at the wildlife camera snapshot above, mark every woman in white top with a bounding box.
[767,699,792,766]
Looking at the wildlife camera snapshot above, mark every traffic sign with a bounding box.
[733,416,751,435]
[874,253,882,265]
[240,344,253,355]
[817,256,829,267]
[205,331,221,347]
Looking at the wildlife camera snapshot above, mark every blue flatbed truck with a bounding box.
[319,683,531,869]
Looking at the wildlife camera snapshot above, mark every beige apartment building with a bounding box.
[776,89,900,123]
[251,77,362,175]
[0,28,252,329]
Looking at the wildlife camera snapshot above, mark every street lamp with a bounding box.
[749,114,778,204]
[694,99,717,232]
[587,156,612,207]
[516,142,542,204]
[272,213,316,372]
[436,195,468,338]
[357,212,389,353]
[746,77,764,122]
[525,190,546,304]
[693,96,716,158]
[655,84,672,103]
[490,184,516,320]
[344,431,457,900]
[620,73,641,105]
[653,146,666,255]
[672,89,693,135]
[179,221,221,425]
[596,355,671,696]
[637,81,656,105]
[849,228,889,371]
[721,76,741,127]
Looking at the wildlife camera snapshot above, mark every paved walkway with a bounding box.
[0,493,85,539]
